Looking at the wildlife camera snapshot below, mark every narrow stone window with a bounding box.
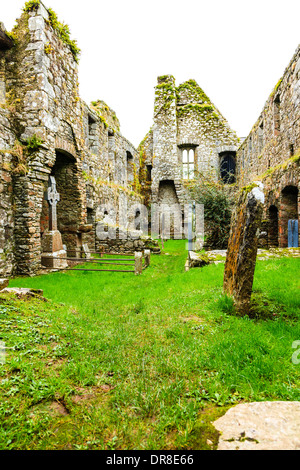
[146,165,152,182]
[274,95,281,135]
[87,207,94,225]
[182,149,195,180]
[88,115,97,150]
[219,152,236,184]
[135,209,141,231]
[258,121,264,153]
[290,143,294,156]
[248,136,252,155]
[108,131,115,182]
[126,151,134,183]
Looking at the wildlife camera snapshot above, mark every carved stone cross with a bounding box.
[45,176,60,231]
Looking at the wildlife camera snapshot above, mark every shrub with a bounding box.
[26,134,44,151]
[185,170,235,249]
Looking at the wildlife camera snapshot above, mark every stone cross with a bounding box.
[45,176,60,231]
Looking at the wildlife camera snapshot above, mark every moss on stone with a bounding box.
[270,78,283,98]
[47,8,81,63]
[23,2,81,62]
[176,79,211,105]
[154,81,177,114]
[90,100,120,132]
[257,152,300,181]
[23,0,40,12]
[240,182,259,194]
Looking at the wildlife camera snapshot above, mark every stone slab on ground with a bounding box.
[213,401,300,450]
[0,279,9,291]
[2,288,44,298]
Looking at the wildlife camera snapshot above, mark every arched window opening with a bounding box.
[182,148,195,180]
[219,152,236,184]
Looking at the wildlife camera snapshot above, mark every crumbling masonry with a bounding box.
[0,1,299,277]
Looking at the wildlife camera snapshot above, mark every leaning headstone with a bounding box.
[134,252,143,275]
[223,182,264,314]
[82,243,91,259]
[41,176,68,269]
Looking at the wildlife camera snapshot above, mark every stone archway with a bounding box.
[279,185,299,247]
[40,149,82,256]
[158,180,181,239]
[268,205,279,248]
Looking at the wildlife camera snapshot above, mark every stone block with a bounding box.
[42,230,64,253]
[0,278,9,291]
[41,250,68,269]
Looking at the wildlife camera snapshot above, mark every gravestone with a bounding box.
[82,243,91,259]
[41,176,68,269]
[134,252,143,275]
[223,182,264,314]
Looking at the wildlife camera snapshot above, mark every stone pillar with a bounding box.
[223,183,264,314]
[152,75,178,205]
[135,252,143,275]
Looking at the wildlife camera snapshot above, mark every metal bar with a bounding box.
[49,257,134,265]
[67,250,135,256]
[63,268,135,273]
[89,258,135,262]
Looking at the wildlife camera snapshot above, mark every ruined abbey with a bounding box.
[0,1,299,277]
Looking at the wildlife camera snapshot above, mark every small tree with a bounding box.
[185,170,235,249]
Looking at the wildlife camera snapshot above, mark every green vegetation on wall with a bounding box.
[23,0,81,62]
[185,170,236,249]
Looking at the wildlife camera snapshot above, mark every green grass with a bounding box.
[1,240,299,450]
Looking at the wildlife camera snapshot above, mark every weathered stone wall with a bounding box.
[141,75,239,238]
[0,108,15,275]
[236,44,300,248]
[0,1,142,275]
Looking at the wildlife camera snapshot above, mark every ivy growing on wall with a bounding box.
[23,0,81,62]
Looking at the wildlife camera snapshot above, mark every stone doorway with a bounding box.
[280,185,299,247]
[41,150,82,255]
[268,205,279,247]
[158,180,181,239]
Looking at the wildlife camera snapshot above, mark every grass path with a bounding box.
[0,241,299,449]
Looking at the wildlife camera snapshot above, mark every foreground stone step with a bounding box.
[2,288,44,298]
[213,401,300,450]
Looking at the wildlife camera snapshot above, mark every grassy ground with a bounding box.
[1,240,299,450]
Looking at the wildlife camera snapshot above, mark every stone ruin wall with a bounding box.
[150,75,239,202]
[141,74,239,237]
[0,108,15,276]
[0,2,142,276]
[236,44,300,248]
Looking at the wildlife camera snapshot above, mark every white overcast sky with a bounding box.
[2,0,300,147]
